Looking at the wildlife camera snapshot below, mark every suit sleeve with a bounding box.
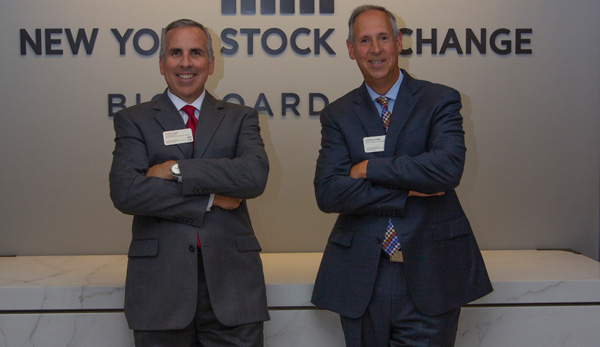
[178,107,269,199]
[314,107,408,217]
[109,111,209,226]
[367,88,466,193]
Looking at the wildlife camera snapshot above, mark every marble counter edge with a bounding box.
[1,251,599,311]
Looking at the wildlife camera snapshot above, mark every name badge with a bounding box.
[363,135,386,153]
[163,129,193,146]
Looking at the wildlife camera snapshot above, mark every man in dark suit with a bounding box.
[312,5,492,346]
[109,19,269,346]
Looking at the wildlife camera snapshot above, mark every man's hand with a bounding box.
[146,160,177,180]
[213,195,243,210]
[349,160,368,179]
[409,191,445,197]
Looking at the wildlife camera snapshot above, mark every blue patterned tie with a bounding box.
[375,97,400,256]
[375,96,391,133]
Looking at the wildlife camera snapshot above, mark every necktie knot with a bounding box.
[375,96,389,110]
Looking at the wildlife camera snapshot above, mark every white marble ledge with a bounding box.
[0,255,127,311]
[0,250,599,311]
[474,250,600,305]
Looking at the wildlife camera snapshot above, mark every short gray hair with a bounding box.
[347,5,399,44]
[159,19,214,62]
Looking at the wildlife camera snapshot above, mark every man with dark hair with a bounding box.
[312,5,492,346]
[110,19,269,346]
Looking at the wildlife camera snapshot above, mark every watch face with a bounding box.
[171,163,180,175]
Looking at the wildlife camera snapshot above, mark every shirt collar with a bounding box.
[365,69,403,102]
[167,89,206,112]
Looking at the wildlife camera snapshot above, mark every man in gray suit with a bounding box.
[312,5,492,346]
[109,19,269,346]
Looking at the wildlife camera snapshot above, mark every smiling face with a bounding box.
[159,26,214,103]
[347,9,402,95]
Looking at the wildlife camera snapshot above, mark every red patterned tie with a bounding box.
[375,97,400,256]
[181,105,201,247]
[181,105,197,138]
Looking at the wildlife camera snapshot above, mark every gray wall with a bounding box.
[1,0,598,259]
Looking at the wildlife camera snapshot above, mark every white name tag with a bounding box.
[363,135,386,153]
[163,129,193,146]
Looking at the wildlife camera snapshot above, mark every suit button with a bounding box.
[189,245,195,252]
[376,237,382,244]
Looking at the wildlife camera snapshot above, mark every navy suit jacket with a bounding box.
[110,91,269,330]
[312,70,492,318]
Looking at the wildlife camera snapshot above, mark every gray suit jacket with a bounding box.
[312,70,492,318]
[109,91,269,330]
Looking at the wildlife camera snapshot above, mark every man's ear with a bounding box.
[347,40,356,60]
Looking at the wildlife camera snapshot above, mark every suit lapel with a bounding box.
[350,84,388,158]
[194,92,225,158]
[151,91,193,158]
[385,70,418,156]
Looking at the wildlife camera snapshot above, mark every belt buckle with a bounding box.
[383,250,403,262]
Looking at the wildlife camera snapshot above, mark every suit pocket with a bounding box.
[328,226,353,247]
[430,216,472,241]
[128,239,158,258]
[236,234,262,252]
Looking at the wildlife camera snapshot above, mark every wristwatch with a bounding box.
[170,162,181,181]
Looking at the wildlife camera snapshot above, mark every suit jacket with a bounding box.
[109,91,270,330]
[312,70,492,318]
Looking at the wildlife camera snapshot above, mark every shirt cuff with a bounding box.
[206,194,215,211]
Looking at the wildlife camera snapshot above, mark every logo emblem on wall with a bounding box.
[219,0,336,56]
[221,0,334,15]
